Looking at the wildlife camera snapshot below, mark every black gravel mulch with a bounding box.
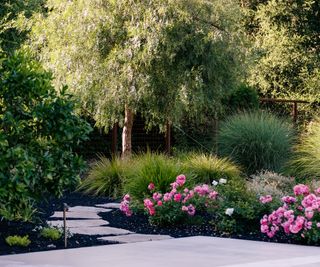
[100,209,304,246]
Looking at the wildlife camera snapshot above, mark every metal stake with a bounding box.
[63,203,69,248]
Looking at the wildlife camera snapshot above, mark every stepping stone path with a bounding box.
[47,203,172,244]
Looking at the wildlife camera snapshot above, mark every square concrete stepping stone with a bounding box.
[98,234,172,244]
[50,206,112,219]
[47,219,109,228]
[95,203,120,209]
[69,226,132,236]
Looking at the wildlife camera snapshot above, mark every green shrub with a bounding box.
[218,111,294,174]
[225,84,259,113]
[247,171,294,200]
[123,152,182,202]
[78,157,127,198]
[181,153,241,185]
[290,119,320,180]
[5,235,31,247]
[0,52,92,221]
[212,178,268,234]
[40,227,62,241]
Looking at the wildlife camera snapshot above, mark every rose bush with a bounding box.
[120,174,219,226]
[260,184,320,244]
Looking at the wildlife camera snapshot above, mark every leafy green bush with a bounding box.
[212,178,269,234]
[218,111,294,174]
[0,52,92,221]
[290,119,320,180]
[224,84,259,113]
[5,235,31,247]
[181,153,241,185]
[79,157,127,198]
[40,227,62,241]
[123,152,182,202]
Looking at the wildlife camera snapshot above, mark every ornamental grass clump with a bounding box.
[78,157,128,198]
[123,152,182,202]
[181,153,241,185]
[260,184,320,244]
[218,111,294,174]
[120,174,219,226]
[290,119,320,180]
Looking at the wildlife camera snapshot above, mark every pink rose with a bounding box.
[148,183,155,191]
[260,195,273,204]
[176,174,186,186]
[174,193,182,202]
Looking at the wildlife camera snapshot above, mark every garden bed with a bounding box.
[1,192,318,256]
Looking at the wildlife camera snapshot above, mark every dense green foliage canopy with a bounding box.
[248,0,320,106]
[0,52,91,221]
[0,0,44,54]
[29,0,244,131]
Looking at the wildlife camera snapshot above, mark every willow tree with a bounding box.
[29,0,244,158]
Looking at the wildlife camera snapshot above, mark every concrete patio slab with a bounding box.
[98,233,172,243]
[1,236,320,267]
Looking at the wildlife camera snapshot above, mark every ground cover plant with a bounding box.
[0,52,92,221]
[5,235,31,247]
[218,111,294,174]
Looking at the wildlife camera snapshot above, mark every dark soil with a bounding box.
[0,193,118,256]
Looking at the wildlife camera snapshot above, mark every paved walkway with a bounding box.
[47,203,171,244]
[1,236,320,267]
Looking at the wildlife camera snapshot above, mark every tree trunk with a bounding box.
[121,105,134,159]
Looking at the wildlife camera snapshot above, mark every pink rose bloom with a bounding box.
[174,193,182,202]
[148,206,155,216]
[152,192,162,202]
[120,201,132,217]
[281,196,296,204]
[289,216,305,234]
[176,174,186,186]
[148,183,155,191]
[144,198,154,208]
[316,222,320,228]
[184,188,189,193]
[302,194,318,208]
[157,200,163,206]
[170,182,179,190]
[209,191,218,200]
[305,207,314,219]
[123,194,131,202]
[293,184,309,196]
[182,204,196,216]
[260,195,273,204]
[163,193,172,202]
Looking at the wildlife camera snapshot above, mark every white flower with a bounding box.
[225,208,234,216]
[219,178,227,184]
[212,180,218,186]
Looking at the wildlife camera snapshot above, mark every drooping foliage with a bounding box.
[29,0,245,131]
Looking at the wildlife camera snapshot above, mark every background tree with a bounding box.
[0,0,45,54]
[29,0,245,158]
[247,0,320,117]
